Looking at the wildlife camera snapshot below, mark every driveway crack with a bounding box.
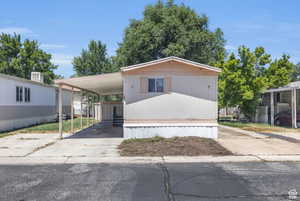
[24,141,57,157]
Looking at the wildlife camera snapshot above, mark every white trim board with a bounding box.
[123,123,219,127]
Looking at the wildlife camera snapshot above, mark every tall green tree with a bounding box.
[218,46,270,120]
[115,0,226,66]
[265,54,293,88]
[73,40,116,76]
[0,33,57,84]
[291,62,300,81]
[218,45,294,119]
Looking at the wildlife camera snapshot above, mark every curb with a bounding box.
[0,155,300,165]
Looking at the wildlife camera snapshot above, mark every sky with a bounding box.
[1,0,300,78]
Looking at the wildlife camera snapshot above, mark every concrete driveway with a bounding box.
[1,124,300,164]
[30,126,123,158]
[217,126,300,156]
[0,125,123,158]
[0,133,63,157]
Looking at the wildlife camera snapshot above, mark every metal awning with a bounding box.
[55,72,123,95]
[264,81,300,93]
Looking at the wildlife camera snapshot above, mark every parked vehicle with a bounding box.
[274,110,300,127]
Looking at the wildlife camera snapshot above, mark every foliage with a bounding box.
[219,121,299,132]
[265,54,293,88]
[291,62,300,81]
[218,46,270,119]
[0,33,57,84]
[73,40,117,76]
[115,0,226,66]
[218,45,293,120]
[0,117,94,137]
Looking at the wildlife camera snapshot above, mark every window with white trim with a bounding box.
[25,87,31,102]
[148,78,164,92]
[16,86,23,102]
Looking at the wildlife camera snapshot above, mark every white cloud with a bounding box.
[0,27,33,35]
[41,44,66,50]
[51,54,74,65]
[225,45,237,51]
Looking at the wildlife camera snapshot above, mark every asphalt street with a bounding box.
[0,162,299,201]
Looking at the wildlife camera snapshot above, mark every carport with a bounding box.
[55,72,123,139]
[263,85,298,128]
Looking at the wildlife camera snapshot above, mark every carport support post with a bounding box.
[87,96,90,126]
[292,88,297,128]
[270,91,274,126]
[80,92,83,129]
[59,85,63,139]
[71,88,74,134]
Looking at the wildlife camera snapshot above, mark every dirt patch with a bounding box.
[118,136,232,156]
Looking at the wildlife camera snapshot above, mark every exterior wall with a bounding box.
[124,125,218,139]
[0,76,56,106]
[255,106,268,123]
[101,102,123,121]
[59,89,72,116]
[123,62,218,121]
[122,61,219,139]
[96,102,123,126]
[73,92,83,116]
[0,75,73,132]
[0,75,57,132]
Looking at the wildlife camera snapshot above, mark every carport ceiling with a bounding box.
[55,72,123,95]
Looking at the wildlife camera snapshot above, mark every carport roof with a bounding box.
[55,72,123,95]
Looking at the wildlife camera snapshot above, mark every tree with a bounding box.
[115,0,226,66]
[218,46,270,120]
[0,33,57,84]
[73,40,116,76]
[291,62,300,81]
[265,54,293,88]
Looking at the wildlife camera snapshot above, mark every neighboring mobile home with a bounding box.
[55,57,221,139]
[0,72,72,132]
[257,81,300,128]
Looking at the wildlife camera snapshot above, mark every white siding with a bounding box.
[123,75,218,120]
[0,76,56,106]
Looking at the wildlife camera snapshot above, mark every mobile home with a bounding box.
[56,57,221,139]
[0,73,72,132]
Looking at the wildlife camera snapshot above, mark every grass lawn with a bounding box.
[220,121,300,133]
[118,136,232,156]
[0,117,95,138]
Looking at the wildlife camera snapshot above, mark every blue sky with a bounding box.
[1,0,300,78]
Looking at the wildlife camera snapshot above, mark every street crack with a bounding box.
[158,162,176,201]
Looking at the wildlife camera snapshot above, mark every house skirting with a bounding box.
[0,115,56,132]
[123,123,218,139]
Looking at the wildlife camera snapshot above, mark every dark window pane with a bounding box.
[148,79,156,92]
[156,78,164,92]
[28,88,30,102]
[25,88,27,102]
[20,87,23,102]
[16,87,19,102]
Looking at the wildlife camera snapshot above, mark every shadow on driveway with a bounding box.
[65,124,123,139]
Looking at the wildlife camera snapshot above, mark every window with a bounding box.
[276,93,280,103]
[25,87,31,102]
[148,78,164,92]
[16,86,23,102]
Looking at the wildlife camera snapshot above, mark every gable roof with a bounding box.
[0,73,55,89]
[121,56,221,73]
